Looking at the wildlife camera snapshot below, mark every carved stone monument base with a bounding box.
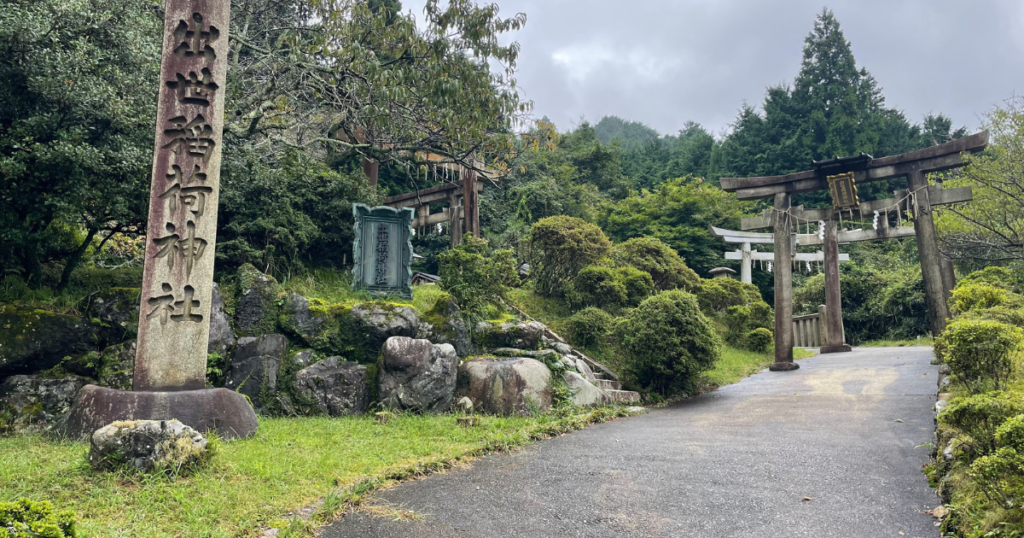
[820,344,853,354]
[768,361,801,372]
[55,385,258,441]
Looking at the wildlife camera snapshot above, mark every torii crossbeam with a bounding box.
[720,132,988,371]
[710,226,850,284]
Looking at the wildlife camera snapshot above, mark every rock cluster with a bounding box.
[292,357,369,416]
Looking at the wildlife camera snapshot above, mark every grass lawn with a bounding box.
[0,409,630,538]
[701,346,817,388]
[858,336,934,347]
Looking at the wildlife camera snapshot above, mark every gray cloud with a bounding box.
[404,0,1024,136]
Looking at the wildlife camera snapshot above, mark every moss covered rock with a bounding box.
[472,320,545,350]
[0,374,89,433]
[0,306,101,379]
[234,264,283,337]
[88,419,210,473]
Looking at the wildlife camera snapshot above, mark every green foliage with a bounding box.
[936,97,1024,265]
[568,266,626,310]
[526,217,612,298]
[600,178,745,279]
[958,267,1023,293]
[616,266,655,306]
[567,265,653,310]
[437,235,518,317]
[941,393,1024,456]
[218,151,379,276]
[564,307,614,348]
[0,0,159,286]
[935,319,1024,393]
[950,284,1023,317]
[611,236,700,292]
[696,278,762,313]
[0,498,76,538]
[794,262,929,343]
[615,290,722,396]
[745,328,774,353]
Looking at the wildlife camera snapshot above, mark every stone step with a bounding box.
[596,379,621,391]
[591,372,606,380]
[605,390,641,404]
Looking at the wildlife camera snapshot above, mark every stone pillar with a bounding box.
[462,158,480,238]
[135,0,232,392]
[740,242,752,284]
[770,193,797,371]
[59,0,258,441]
[907,170,950,336]
[821,220,851,353]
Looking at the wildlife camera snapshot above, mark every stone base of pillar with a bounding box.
[820,344,853,354]
[53,385,258,441]
[769,361,801,372]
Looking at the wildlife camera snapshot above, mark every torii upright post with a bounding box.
[821,220,851,353]
[908,169,950,337]
[771,193,797,370]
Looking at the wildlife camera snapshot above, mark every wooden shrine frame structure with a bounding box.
[720,132,988,370]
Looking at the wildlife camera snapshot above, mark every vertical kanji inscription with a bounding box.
[135,0,230,392]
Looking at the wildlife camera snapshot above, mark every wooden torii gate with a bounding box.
[710,226,850,284]
[720,132,988,371]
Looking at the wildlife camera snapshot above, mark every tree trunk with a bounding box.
[56,227,98,291]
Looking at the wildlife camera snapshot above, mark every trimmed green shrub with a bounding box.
[934,319,1024,392]
[526,216,612,297]
[746,327,774,353]
[940,393,1024,455]
[564,307,614,348]
[612,236,700,292]
[569,265,654,309]
[949,283,1021,317]
[957,266,1021,294]
[0,498,76,537]
[617,266,655,306]
[615,290,721,396]
[996,415,1024,452]
[568,266,627,309]
[959,306,1024,329]
[438,235,518,317]
[696,278,762,314]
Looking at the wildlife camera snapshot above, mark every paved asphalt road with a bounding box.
[322,347,941,538]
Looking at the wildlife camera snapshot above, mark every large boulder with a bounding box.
[234,264,282,336]
[89,419,209,473]
[292,357,369,416]
[224,334,287,409]
[473,321,545,350]
[379,337,458,413]
[0,374,90,433]
[0,306,100,379]
[208,283,236,356]
[456,358,552,415]
[564,371,607,407]
[351,303,421,353]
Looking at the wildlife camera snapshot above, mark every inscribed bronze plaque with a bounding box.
[827,172,859,210]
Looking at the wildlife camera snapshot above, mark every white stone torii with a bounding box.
[710,226,850,284]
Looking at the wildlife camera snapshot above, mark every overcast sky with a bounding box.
[403,0,1024,137]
